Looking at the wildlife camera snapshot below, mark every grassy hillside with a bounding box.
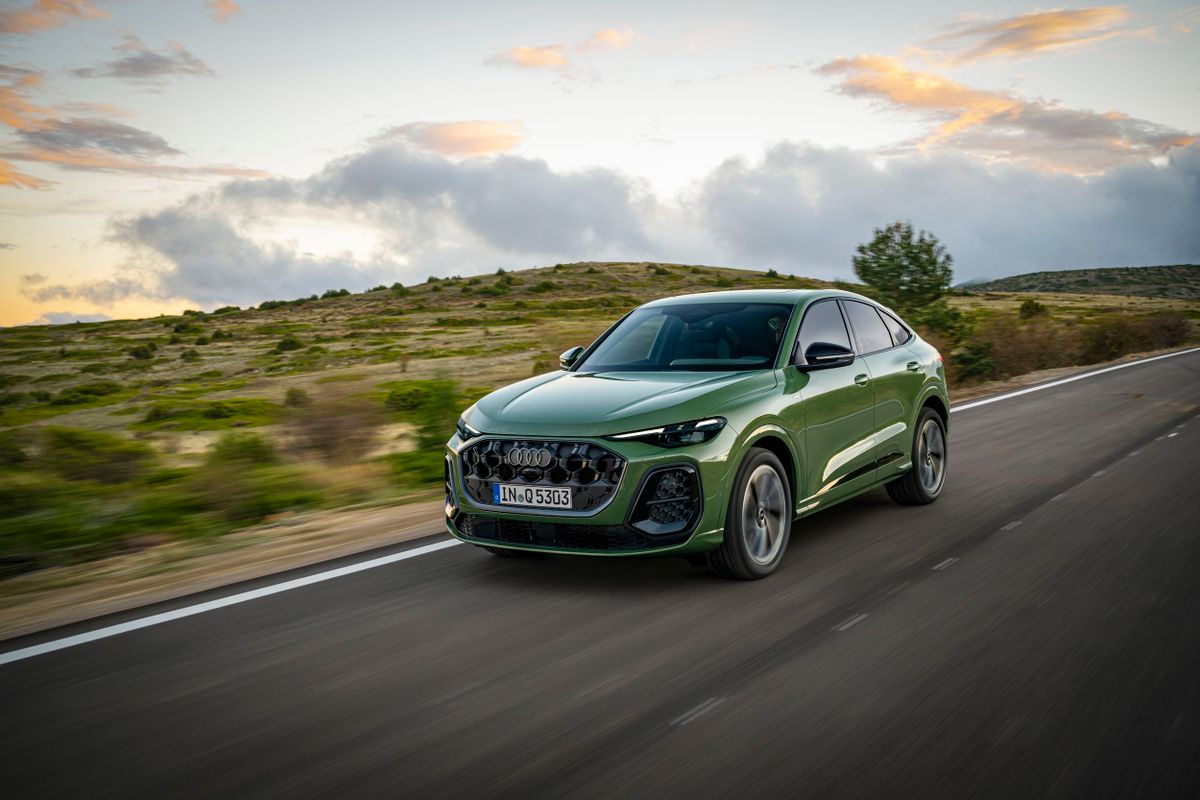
[1,261,1196,574]
[970,264,1200,300]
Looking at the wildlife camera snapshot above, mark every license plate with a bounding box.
[493,483,572,509]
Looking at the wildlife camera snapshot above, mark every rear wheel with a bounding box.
[886,407,947,505]
[707,448,792,580]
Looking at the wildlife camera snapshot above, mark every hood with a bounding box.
[468,369,777,437]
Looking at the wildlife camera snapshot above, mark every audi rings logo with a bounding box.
[506,446,554,467]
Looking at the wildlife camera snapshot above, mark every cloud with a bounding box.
[31,140,652,307]
[693,142,1200,282]
[23,310,112,325]
[815,55,1197,173]
[205,0,240,23]
[71,34,215,87]
[487,27,638,73]
[1,242,18,250]
[377,120,526,157]
[931,7,1130,64]
[487,45,568,71]
[0,65,263,185]
[0,0,105,36]
[577,27,635,51]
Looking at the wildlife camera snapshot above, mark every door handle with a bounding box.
[906,361,920,372]
[854,373,870,387]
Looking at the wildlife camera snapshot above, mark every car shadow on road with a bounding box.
[457,488,897,593]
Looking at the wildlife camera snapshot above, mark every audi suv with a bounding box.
[444,289,949,579]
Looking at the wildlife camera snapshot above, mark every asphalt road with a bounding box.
[3,351,1200,799]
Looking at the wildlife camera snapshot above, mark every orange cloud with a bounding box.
[383,120,526,157]
[205,0,240,24]
[0,0,106,35]
[0,67,51,129]
[932,6,1130,64]
[489,44,568,71]
[0,156,51,189]
[578,27,635,51]
[487,27,638,72]
[816,55,1197,172]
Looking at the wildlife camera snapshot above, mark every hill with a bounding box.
[969,264,1200,300]
[1,261,1196,574]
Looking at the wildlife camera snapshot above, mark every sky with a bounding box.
[1,0,1198,326]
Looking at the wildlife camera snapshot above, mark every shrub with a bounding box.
[388,450,444,487]
[143,404,174,422]
[211,329,234,341]
[168,334,182,344]
[531,280,558,293]
[213,305,241,314]
[1140,314,1190,348]
[194,336,210,346]
[288,393,382,463]
[426,275,442,283]
[51,380,122,405]
[275,334,304,352]
[0,430,28,465]
[128,345,155,360]
[202,401,234,419]
[586,267,600,274]
[411,378,460,451]
[208,432,279,466]
[180,348,201,362]
[368,285,388,292]
[766,268,779,278]
[321,288,350,299]
[284,387,312,407]
[391,283,411,297]
[39,426,155,484]
[173,321,202,334]
[714,276,735,288]
[479,284,510,297]
[385,384,430,412]
[1019,298,1048,319]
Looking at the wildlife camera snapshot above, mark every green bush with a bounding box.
[321,288,350,299]
[180,348,201,362]
[0,430,28,465]
[39,426,155,484]
[143,404,174,422]
[1019,298,1048,319]
[51,380,122,405]
[275,334,304,352]
[388,450,444,487]
[531,280,558,293]
[208,432,279,465]
[213,305,241,314]
[211,329,234,341]
[202,401,234,419]
[194,335,210,346]
[284,387,312,407]
[128,345,155,360]
[385,384,430,412]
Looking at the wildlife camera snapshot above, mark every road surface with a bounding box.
[3,350,1200,798]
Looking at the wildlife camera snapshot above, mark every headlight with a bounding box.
[456,417,480,441]
[604,417,726,448]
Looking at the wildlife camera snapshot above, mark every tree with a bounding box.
[852,222,953,313]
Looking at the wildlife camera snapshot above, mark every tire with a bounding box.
[886,407,948,506]
[707,448,793,580]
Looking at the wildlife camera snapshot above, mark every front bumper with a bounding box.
[444,433,731,556]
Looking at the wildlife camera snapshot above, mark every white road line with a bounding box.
[1002,521,1022,531]
[1168,432,1180,438]
[932,557,958,571]
[4,347,1198,668]
[949,347,1200,414]
[833,613,869,632]
[0,539,462,667]
[670,697,725,727]
[1093,470,1107,477]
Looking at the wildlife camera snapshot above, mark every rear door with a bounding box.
[840,300,922,481]
[784,298,878,511]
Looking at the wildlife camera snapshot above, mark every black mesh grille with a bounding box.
[628,467,701,536]
[456,514,658,551]
[459,439,626,513]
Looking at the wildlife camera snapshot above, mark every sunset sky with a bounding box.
[1,0,1198,325]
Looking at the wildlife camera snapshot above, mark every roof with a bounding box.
[641,287,871,307]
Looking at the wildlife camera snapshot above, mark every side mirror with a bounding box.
[797,341,855,371]
[559,346,585,370]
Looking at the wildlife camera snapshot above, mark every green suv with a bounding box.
[444,289,948,579]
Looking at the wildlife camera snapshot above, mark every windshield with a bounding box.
[575,302,794,373]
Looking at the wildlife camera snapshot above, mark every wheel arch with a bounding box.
[739,424,800,508]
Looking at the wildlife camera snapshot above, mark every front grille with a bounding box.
[456,514,659,551]
[628,466,701,536]
[459,439,626,513]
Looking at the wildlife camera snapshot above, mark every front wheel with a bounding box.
[886,408,948,505]
[707,448,792,580]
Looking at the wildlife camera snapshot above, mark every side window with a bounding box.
[880,310,911,346]
[796,300,851,360]
[842,301,893,354]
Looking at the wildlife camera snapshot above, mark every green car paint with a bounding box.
[443,288,949,571]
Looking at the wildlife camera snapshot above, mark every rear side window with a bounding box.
[842,301,893,354]
[796,300,851,358]
[880,310,912,346]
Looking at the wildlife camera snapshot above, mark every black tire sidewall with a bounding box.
[723,448,793,577]
[909,408,947,502]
